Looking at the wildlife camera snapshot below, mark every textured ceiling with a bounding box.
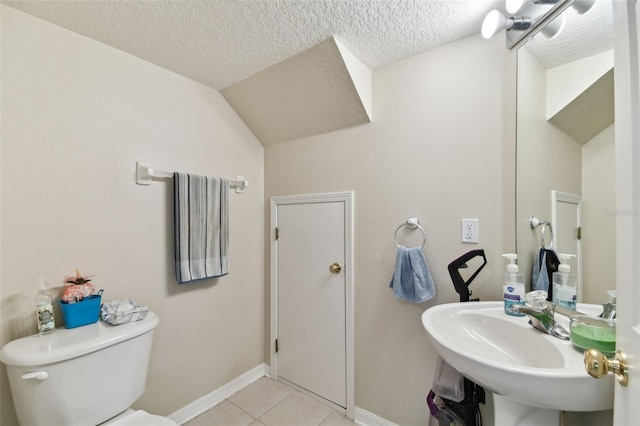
[3,0,613,87]
[3,0,614,90]
[3,0,506,90]
[3,0,614,147]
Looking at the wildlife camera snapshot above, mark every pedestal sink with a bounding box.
[422,302,613,425]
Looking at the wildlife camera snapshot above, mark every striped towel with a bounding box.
[174,173,229,283]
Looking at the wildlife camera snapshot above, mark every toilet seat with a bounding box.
[108,410,178,426]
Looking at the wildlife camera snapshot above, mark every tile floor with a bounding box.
[184,377,354,426]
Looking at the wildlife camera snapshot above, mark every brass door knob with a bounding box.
[329,262,342,274]
[584,348,628,386]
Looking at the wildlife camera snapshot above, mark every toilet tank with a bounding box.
[0,312,159,426]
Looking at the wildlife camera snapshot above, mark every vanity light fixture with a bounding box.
[495,0,585,48]
[481,10,532,39]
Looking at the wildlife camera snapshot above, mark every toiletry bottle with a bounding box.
[552,254,577,310]
[36,279,55,335]
[503,254,525,316]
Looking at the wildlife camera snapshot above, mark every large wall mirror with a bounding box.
[516,0,614,305]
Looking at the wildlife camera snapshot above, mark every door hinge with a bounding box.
[275,227,279,241]
[275,338,279,353]
[577,226,582,240]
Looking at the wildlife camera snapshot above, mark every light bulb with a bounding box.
[482,10,507,39]
[541,13,565,39]
[506,0,525,14]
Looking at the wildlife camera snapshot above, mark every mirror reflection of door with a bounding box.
[551,190,582,301]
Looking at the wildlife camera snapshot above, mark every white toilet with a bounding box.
[0,311,178,426]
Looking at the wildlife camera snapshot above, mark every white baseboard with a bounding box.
[168,363,269,425]
[168,363,396,426]
[354,407,399,426]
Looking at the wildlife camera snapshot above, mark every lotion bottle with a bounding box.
[36,279,55,335]
[503,254,525,316]
[552,254,577,310]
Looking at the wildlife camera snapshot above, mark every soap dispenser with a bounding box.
[552,254,577,310]
[36,278,55,335]
[503,254,525,316]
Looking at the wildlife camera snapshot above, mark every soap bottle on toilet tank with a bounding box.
[503,254,525,316]
[36,279,55,335]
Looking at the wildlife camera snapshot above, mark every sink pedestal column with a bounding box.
[493,394,560,426]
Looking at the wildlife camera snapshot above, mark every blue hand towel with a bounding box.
[532,249,549,292]
[174,173,229,283]
[389,245,436,303]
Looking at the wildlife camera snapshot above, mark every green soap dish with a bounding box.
[570,315,616,358]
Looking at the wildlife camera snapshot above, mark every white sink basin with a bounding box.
[422,301,613,412]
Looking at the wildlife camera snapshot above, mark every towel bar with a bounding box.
[136,161,248,193]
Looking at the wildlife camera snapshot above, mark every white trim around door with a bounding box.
[270,192,354,419]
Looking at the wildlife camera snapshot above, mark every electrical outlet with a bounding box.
[461,219,479,243]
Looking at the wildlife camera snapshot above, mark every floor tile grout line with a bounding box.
[317,407,335,426]
[183,377,354,425]
[227,380,297,422]
[225,398,260,422]
[255,390,298,423]
[262,386,295,418]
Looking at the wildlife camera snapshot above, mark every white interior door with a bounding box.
[612,1,640,423]
[551,191,582,301]
[270,192,354,417]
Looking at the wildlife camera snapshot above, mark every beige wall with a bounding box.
[516,47,582,286]
[1,6,265,424]
[265,34,515,425]
[582,124,616,303]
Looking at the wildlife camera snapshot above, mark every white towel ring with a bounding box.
[540,221,554,248]
[394,217,427,249]
[530,216,554,248]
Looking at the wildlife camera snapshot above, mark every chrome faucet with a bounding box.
[599,289,617,321]
[510,303,570,340]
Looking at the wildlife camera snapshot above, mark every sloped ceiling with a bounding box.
[3,0,504,91]
[549,69,614,144]
[221,37,372,146]
[3,0,614,145]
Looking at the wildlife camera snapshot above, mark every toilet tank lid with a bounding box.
[0,311,159,367]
